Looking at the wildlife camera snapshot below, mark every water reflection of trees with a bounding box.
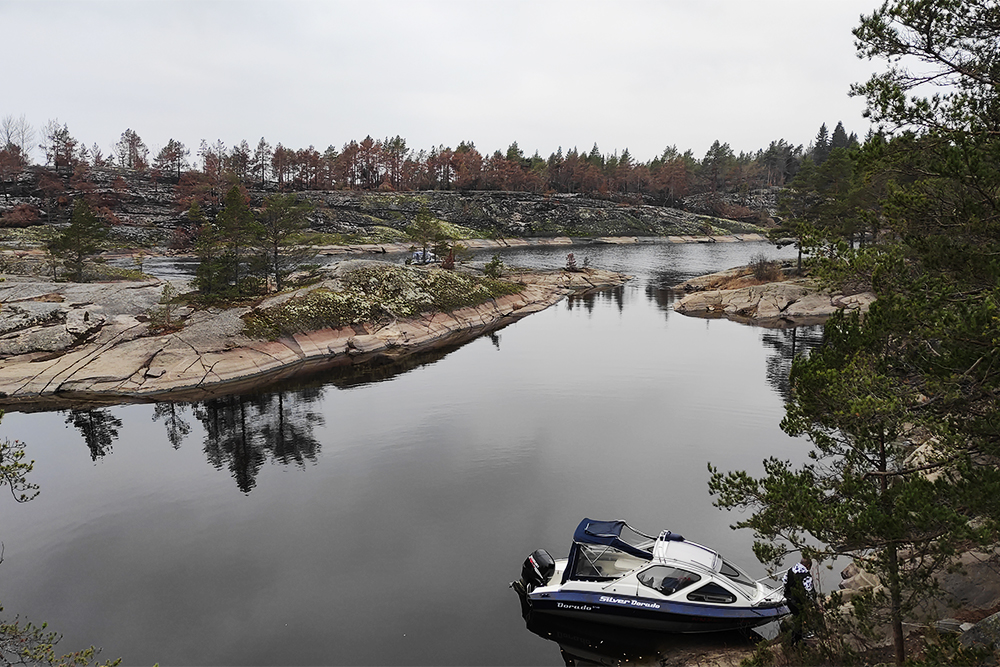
[65,408,122,461]
[193,388,325,493]
[644,269,687,316]
[645,284,676,314]
[761,326,824,401]
[153,402,191,449]
[567,285,625,314]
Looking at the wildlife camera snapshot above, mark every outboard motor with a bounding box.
[519,549,556,593]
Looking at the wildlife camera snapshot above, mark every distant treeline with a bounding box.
[0,115,859,221]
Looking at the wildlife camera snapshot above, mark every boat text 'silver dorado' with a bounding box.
[512,518,789,633]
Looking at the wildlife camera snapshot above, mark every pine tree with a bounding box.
[251,137,272,187]
[701,140,734,193]
[195,186,261,297]
[48,199,108,281]
[830,121,851,150]
[773,157,820,270]
[154,139,189,180]
[194,219,228,296]
[406,206,445,262]
[717,3,1000,664]
[812,123,831,165]
[257,193,314,291]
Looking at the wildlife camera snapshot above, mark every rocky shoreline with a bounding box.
[672,264,876,327]
[89,231,770,265]
[307,232,772,256]
[0,232,775,410]
[0,265,629,410]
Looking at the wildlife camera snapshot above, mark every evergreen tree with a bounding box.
[194,218,229,296]
[154,138,189,180]
[830,121,851,150]
[406,206,445,261]
[715,2,1000,664]
[195,186,262,297]
[773,157,820,270]
[48,199,108,281]
[251,137,272,187]
[812,122,831,165]
[505,141,525,167]
[814,146,858,245]
[216,184,260,295]
[701,140,734,193]
[257,193,314,291]
[761,139,801,186]
[587,143,603,168]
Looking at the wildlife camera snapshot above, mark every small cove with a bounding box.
[0,241,823,665]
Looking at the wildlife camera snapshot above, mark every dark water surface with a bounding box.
[0,242,822,665]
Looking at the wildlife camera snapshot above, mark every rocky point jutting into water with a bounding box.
[672,263,877,327]
[0,262,629,409]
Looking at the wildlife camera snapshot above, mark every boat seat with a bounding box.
[613,558,637,572]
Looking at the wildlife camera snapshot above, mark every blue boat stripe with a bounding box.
[530,590,787,621]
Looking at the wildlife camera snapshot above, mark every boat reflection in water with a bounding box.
[521,608,766,666]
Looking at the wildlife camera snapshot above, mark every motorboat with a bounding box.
[409,249,437,264]
[512,518,789,633]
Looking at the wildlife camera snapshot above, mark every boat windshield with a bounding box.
[719,559,759,598]
[568,544,649,581]
[572,519,655,560]
[616,525,656,552]
[564,519,656,583]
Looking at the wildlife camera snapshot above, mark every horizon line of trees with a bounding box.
[1,114,860,218]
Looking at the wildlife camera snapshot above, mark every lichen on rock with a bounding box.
[243,263,524,339]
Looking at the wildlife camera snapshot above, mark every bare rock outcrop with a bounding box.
[673,275,876,327]
[961,610,1000,652]
[0,267,629,408]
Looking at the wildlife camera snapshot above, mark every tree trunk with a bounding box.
[879,430,906,666]
[888,543,905,665]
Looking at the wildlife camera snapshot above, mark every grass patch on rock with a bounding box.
[242,264,524,339]
[298,225,409,246]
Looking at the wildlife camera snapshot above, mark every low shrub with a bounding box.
[483,253,505,278]
[749,252,782,282]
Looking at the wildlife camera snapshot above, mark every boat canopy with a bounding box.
[572,518,656,561]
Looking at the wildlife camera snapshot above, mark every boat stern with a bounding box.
[519,549,556,593]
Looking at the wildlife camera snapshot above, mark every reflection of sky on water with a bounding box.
[1,242,817,666]
[120,239,794,285]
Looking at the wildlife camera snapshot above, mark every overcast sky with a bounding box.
[4,0,883,164]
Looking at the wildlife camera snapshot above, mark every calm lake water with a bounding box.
[0,242,822,666]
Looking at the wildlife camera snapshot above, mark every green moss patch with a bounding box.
[436,220,478,240]
[298,225,409,246]
[243,264,524,339]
